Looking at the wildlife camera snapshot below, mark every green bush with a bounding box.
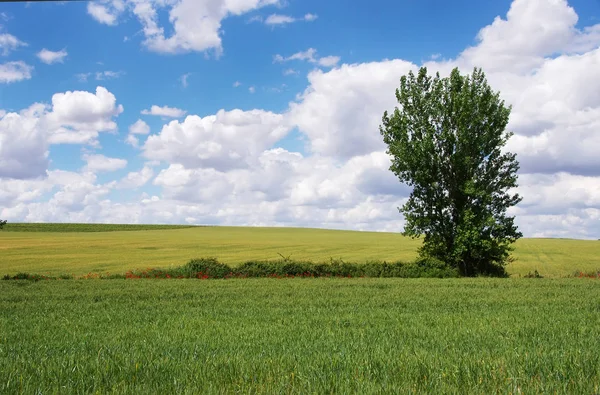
[185,257,233,278]
[2,256,466,281]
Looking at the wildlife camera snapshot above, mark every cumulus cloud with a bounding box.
[0,87,123,180]
[83,154,128,173]
[288,59,415,159]
[125,134,140,148]
[46,86,124,144]
[117,166,154,189]
[0,104,49,179]
[455,0,598,74]
[141,105,186,118]
[87,0,125,26]
[129,119,150,135]
[274,48,340,68]
[0,33,27,55]
[142,109,290,171]
[37,48,68,65]
[0,61,33,83]
[125,119,150,148]
[121,0,279,55]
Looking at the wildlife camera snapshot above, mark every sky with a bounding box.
[0,0,599,239]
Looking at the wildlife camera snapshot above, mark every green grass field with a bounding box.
[1,278,598,394]
[1,223,599,277]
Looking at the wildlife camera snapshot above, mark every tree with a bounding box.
[379,66,522,277]
[0,219,6,229]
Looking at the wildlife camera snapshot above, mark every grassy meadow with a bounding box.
[1,224,599,393]
[1,223,599,277]
[1,278,598,394]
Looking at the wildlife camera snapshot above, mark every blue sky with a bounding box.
[1,0,600,238]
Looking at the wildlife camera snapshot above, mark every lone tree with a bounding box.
[0,219,6,229]
[380,67,522,277]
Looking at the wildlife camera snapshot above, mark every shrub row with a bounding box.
[2,257,460,281]
[178,257,461,279]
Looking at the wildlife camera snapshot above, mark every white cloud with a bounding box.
[37,48,68,65]
[0,86,124,180]
[118,166,154,189]
[0,33,27,56]
[265,14,295,25]
[142,109,291,171]
[180,72,191,88]
[233,81,242,87]
[0,61,33,83]
[95,70,124,80]
[87,0,124,26]
[455,0,598,74]
[264,12,317,25]
[0,104,49,179]
[318,56,341,67]
[248,86,256,93]
[46,86,124,145]
[83,153,127,173]
[274,48,340,68]
[125,134,140,148]
[274,48,316,63]
[125,119,149,148]
[76,71,124,81]
[288,59,415,159]
[126,0,279,55]
[283,68,297,76]
[141,105,186,118]
[129,119,150,135]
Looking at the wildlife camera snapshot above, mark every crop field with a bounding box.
[1,224,599,393]
[1,223,599,277]
[1,278,599,394]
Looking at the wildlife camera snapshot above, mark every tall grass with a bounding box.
[0,278,598,393]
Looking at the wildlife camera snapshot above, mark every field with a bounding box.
[1,224,599,393]
[1,223,599,277]
[1,278,599,394]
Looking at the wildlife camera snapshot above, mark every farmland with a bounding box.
[0,278,598,394]
[1,224,599,393]
[1,223,599,277]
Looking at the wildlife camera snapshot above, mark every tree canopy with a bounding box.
[380,66,522,276]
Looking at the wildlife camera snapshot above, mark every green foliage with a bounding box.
[2,257,460,280]
[0,219,6,230]
[1,279,599,393]
[2,273,52,281]
[185,257,232,278]
[173,257,460,279]
[380,66,523,277]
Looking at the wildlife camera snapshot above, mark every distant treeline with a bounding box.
[1,223,202,232]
